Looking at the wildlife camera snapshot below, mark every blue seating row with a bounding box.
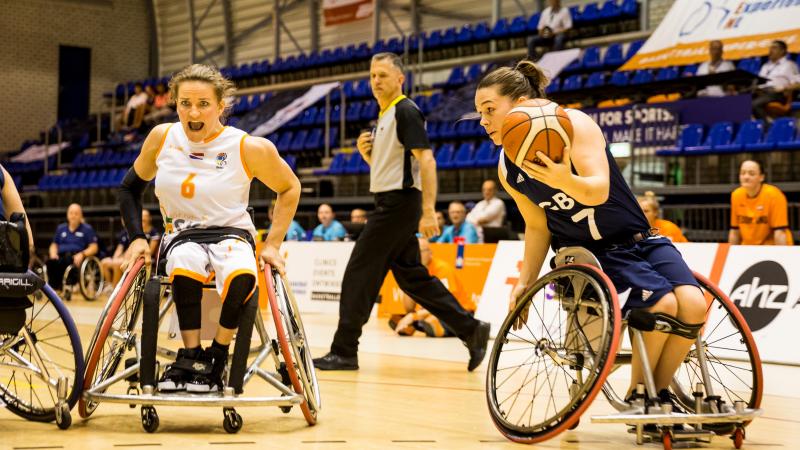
[657,118,800,156]
[72,149,137,169]
[38,169,127,191]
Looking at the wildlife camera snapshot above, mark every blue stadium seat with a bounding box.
[424,30,443,50]
[578,3,601,25]
[473,22,491,42]
[621,0,639,18]
[325,153,348,175]
[586,71,607,88]
[474,141,498,167]
[427,122,441,140]
[599,0,621,20]
[289,130,308,152]
[631,69,653,84]
[656,66,679,81]
[509,16,528,36]
[304,128,323,151]
[526,13,540,33]
[438,122,457,140]
[491,18,510,39]
[563,56,582,73]
[465,64,483,83]
[776,119,800,150]
[625,40,644,60]
[716,120,764,153]
[746,117,795,151]
[610,71,630,86]
[656,124,703,156]
[441,28,458,47]
[276,131,294,151]
[562,75,583,91]
[354,79,371,98]
[456,25,473,45]
[446,67,466,87]
[327,128,339,149]
[342,80,355,99]
[284,155,297,172]
[681,64,699,77]
[453,142,477,168]
[344,152,364,174]
[346,102,363,122]
[302,107,318,127]
[684,121,734,155]
[582,46,602,70]
[545,77,562,94]
[360,101,378,121]
[435,144,455,169]
[603,43,624,67]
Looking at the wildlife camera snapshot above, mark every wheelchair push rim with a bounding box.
[79,258,146,418]
[486,264,621,444]
[0,280,84,422]
[264,265,320,425]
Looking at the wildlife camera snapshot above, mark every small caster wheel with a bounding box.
[56,405,71,430]
[732,427,744,449]
[223,408,243,434]
[568,418,579,430]
[127,385,140,408]
[280,406,292,414]
[141,406,159,433]
[662,431,672,450]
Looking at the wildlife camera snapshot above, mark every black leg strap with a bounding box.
[627,309,704,339]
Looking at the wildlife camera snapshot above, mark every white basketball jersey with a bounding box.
[154,124,256,239]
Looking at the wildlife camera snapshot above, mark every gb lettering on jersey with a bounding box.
[538,192,603,240]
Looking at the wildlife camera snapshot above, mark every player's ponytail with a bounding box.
[638,191,661,214]
[477,59,549,101]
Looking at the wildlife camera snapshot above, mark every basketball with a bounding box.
[501,98,573,167]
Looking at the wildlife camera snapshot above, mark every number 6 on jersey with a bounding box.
[181,173,197,199]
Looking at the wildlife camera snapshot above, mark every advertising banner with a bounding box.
[323,0,374,26]
[621,0,800,70]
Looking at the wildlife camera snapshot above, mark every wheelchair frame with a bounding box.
[486,247,763,450]
[79,254,320,433]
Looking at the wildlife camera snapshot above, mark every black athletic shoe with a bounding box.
[312,352,359,371]
[186,346,227,393]
[157,347,200,392]
[465,320,490,371]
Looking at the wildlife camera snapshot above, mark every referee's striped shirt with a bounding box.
[370,95,431,193]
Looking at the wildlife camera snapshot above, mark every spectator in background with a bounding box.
[729,160,793,245]
[101,210,160,286]
[312,203,346,241]
[121,83,149,129]
[145,83,173,125]
[350,208,368,224]
[467,180,506,239]
[47,203,99,290]
[528,0,573,60]
[638,191,688,243]
[389,237,476,337]
[753,40,799,119]
[435,201,479,243]
[264,202,305,241]
[696,40,736,97]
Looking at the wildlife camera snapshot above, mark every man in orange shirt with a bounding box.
[389,237,475,337]
[729,160,793,245]
[638,191,688,243]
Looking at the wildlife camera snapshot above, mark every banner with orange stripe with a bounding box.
[620,0,800,71]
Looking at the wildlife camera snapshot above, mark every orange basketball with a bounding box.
[501,99,573,167]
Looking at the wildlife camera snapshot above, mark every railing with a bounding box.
[662,202,800,243]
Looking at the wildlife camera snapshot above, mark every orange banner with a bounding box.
[622,30,800,71]
[377,243,497,317]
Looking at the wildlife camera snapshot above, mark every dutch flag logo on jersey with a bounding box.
[189,152,203,160]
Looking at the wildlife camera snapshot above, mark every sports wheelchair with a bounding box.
[79,227,320,433]
[0,214,85,429]
[32,252,105,302]
[486,247,762,450]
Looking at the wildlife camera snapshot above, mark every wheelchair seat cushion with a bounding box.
[0,296,33,335]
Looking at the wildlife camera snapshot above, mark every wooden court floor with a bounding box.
[0,294,795,449]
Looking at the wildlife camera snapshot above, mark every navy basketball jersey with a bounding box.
[500,147,650,249]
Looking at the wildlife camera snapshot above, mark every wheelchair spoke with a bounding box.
[704,330,741,347]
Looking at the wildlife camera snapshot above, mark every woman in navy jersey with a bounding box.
[473,60,707,403]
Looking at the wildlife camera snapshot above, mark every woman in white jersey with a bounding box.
[119,64,301,393]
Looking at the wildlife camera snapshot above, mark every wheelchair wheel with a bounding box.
[79,256,105,301]
[668,271,763,434]
[486,264,621,444]
[265,267,321,426]
[79,258,146,418]
[0,282,84,422]
[30,258,48,301]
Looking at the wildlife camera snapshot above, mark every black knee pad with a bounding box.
[172,275,203,330]
[219,274,256,329]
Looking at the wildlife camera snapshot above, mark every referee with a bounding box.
[313,53,490,371]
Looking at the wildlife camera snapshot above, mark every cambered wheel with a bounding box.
[79,256,105,301]
[486,264,621,444]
